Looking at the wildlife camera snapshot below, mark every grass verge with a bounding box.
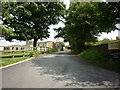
[0,49,59,67]
[0,57,30,67]
[80,49,120,72]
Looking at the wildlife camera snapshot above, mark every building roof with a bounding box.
[26,40,53,44]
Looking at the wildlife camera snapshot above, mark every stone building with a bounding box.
[26,40,54,49]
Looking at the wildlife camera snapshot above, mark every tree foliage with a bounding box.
[2,2,120,52]
[94,38,110,45]
[55,2,120,53]
[58,41,65,47]
[0,24,15,41]
[2,2,65,47]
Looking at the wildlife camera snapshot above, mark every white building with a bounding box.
[2,45,25,51]
[0,40,64,51]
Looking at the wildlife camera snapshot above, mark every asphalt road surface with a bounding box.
[2,51,120,88]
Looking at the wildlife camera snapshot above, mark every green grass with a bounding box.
[1,51,25,55]
[81,49,104,61]
[0,57,30,67]
[0,51,42,66]
[0,49,59,67]
[1,55,24,58]
[80,49,120,72]
[0,52,36,67]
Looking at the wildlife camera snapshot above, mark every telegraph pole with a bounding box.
[54,30,55,43]
[118,24,120,39]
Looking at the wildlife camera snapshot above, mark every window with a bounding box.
[16,47,18,50]
[4,47,9,50]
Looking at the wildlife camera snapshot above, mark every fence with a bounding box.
[108,41,120,59]
[89,41,120,59]
[90,44,108,55]
[0,46,50,60]
[108,41,120,50]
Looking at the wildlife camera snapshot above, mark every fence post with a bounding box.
[12,51,14,59]
[31,47,32,52]
[23,48,25,57]
[40,47,41,51]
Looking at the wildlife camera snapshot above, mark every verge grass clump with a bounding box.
[80,49,120,72]
[81,49,104,61]
[0,57,29,66]
[0,48,59,67]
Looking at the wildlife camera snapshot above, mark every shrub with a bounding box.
[29,52,34,57]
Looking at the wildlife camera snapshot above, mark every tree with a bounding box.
[0,24,15,41]
[2,2,65,47]
[92,2,120,33]
[55,2,120,53]
[55,2,97,52]
[95,38,110,45]
[58,41,65,47]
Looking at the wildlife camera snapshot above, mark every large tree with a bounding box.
[0,24,15,41]
[55,2,120,53]
[55,2,97,52]
[92,2,120,33]
[2,2,65,47]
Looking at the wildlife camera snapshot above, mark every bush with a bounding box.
[29,52,34,57]
[28,51,42,57]
[44,50,49,53]
[41,51,46,54]
[28,48,58,57]
[50,48,58,53]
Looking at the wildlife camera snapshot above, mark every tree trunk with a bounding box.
[33,38,38,47]
[33,39,38,51]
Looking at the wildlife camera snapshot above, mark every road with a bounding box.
[2,51,119,88]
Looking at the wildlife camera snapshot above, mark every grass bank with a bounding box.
[80,49,120,72]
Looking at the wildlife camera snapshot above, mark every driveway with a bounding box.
[2,51,120,88]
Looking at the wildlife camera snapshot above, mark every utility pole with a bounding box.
[118,24,120,39]
[54,30,55,43]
